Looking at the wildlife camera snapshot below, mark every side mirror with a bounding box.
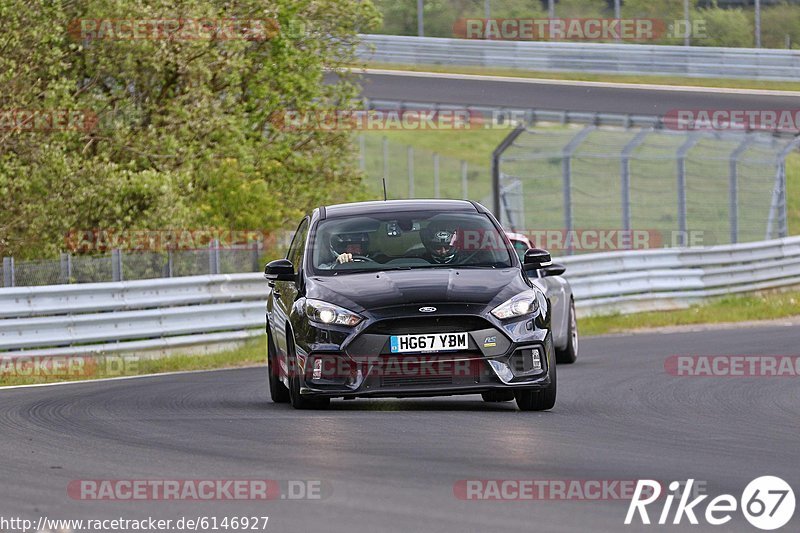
[523,248,552,271]
[543,263,567,277]
[264,259,295,282]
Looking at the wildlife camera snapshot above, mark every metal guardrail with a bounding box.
[359,34,800,82]
[562,236,800,315]
[0,274,265,357]
[1,236,799,356]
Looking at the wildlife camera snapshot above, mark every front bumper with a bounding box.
[293,312,554,399]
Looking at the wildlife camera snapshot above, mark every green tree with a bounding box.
[760,4,800,49]
[0,0,380,259]
[695,5,752,47]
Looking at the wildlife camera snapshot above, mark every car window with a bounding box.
[311,210,513,274]
[286,218,309,270]
[511,239,528,261]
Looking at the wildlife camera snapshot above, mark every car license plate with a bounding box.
[390,333,469,353]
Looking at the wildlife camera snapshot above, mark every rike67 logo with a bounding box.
[626,477,795,530]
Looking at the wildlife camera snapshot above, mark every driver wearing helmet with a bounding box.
[325,231,370,267]
[421,226,459,264]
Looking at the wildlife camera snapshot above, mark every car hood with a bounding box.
[307,268,529,312]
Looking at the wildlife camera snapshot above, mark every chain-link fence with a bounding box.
[2,242,270,288]
[357,133,491,202]
[497,125,800,254]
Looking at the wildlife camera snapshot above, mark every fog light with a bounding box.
[531,348,542,371]
[489,360,514,383]
[509,347,543,375]
[312,358,323,380]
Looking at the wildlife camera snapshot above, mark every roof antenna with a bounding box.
[382,178,388,201]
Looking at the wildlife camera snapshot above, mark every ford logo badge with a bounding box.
[419,306,437,313]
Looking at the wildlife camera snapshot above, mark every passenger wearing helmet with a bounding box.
[421,226,459,264]
[324,232,370,267]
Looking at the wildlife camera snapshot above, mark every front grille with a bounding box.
[365,316,491,335]
[380,375,453,388]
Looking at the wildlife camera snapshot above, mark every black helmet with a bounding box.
[330,232,369,257]
[423,227,458,264]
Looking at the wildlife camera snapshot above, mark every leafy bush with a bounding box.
[695,6,753,47]
[0,0,380,259]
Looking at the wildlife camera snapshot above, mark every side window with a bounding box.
[513,240,528,261]
[286,218,310,270]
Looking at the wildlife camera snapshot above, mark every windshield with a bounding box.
[310,210,513,274]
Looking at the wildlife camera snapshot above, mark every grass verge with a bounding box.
[581,290,800,336]
[360,62,800,92]
[0,336,266,388]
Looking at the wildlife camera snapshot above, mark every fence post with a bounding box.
[417,0,424,37]
[382,136,388,185]
[620,129,651,233]
[252,241,260,272]
[209,239,221,275]
[358,134,366,172]
[729,135,754,244]
[767,137,800,239]
[2,257,14,287]
[433,152,440,198]
[676,135,700,247]
[407,146,414,198]
[111,249,123,281]
[167,248,174,278]
[461,160,468,199]
[60,252,72,284]
[491,124,526,219]
[562,126,595,255]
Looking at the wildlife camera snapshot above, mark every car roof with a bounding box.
[322,199,482,219]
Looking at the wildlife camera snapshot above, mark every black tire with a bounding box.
[481,391,515,402]
[267,327,290,403]
[556,298,578,364]
[515,354,556,411]
[286,335,330,410]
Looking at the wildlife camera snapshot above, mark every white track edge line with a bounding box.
[0,364,265,391]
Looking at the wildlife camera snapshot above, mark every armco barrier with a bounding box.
[0,274,266,357]
[1,237,799,357]
[358,34,800,82]
[562,236,800,315]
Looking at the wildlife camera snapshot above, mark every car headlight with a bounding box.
[491,290,540,320]
[305,299,363,326]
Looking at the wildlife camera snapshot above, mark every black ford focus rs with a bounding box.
[264,199,557,411]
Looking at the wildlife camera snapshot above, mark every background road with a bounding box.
[349,70,800,116]
[1,324,798,532]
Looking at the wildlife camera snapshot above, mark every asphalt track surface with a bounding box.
[350,70,800,115]
[1,323,798,532]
